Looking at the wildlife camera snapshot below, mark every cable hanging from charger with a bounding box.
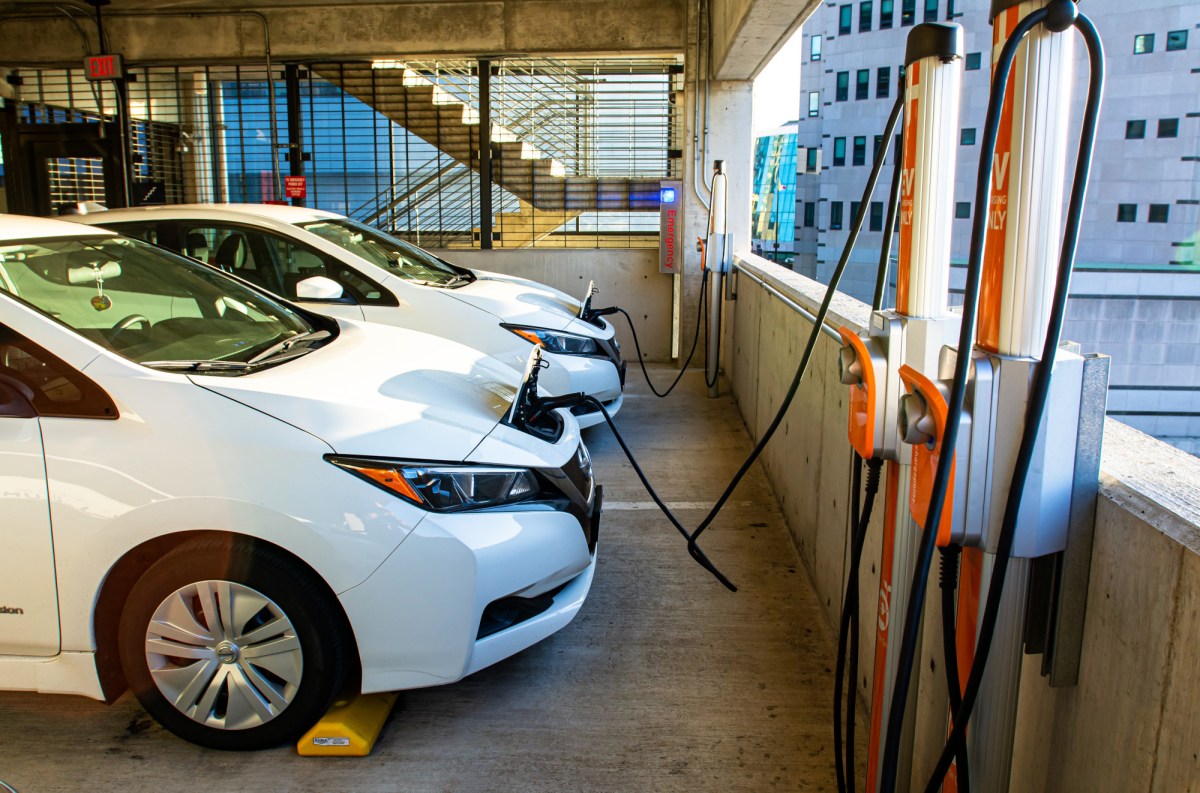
[877,10,1053,788]
[920,8,1104,791]
[876,5,1104,791]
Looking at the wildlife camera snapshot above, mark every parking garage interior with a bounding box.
[0,1,1198,792]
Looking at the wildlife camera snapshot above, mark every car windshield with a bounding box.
[298,219,469,287]
[0,234,320,371]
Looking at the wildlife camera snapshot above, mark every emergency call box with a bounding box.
[658,180,683,274]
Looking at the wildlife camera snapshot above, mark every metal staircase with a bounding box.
[311,60,663,245]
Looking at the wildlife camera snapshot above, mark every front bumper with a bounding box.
[340,492,599,694]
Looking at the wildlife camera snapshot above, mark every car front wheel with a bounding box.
[118,539,351,750]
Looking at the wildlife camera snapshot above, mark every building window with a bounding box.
[1148,204,1169,223]
[881,0,894,28]
[1134,33,1154,54]
[804,202,816,228]
[901,0,915,26]
[834,137,847,166]
[806,147,819,171]
[946,0,957,17]
[860,1,873,32]
[836,72,850,101]
[1126,119,1146,139]
[1158,118,1179,138]
[853,136,867,166]
[960,128,976,146]
[965,52,982,70]
[874,134,884,162]
[924,0,937,22]
[956,202,971,219]
[856,69,870,100]
[851,201,862,225]
[870,201,884,231]
[840,4,853,34]
[1166,30,1187,51]
[877,66,891,98]
[809,91,821,117]
[811,34,823,62]
[831,202,844,230]
[1116,204,1137,223]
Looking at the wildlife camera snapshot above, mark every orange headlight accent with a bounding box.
[509,328,546,347]
[341,463,423,504]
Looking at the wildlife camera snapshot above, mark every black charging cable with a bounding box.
[938,544,970,792]
[538,92,905,592]
[834,455,884,793]
[685,90,905,568]
[615,268,712,398]
[920,9,1103,791]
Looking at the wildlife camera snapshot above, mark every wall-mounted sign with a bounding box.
[284,176,307,199]
[658,179,683,274]
[84,54,124,81]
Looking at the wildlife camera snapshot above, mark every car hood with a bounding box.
[448,271,608,337]
[194,320,527,462]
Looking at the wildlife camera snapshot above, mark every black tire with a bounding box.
[117,538,351,750]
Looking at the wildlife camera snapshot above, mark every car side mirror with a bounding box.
[0,375,37,418]
[295,276,345,301]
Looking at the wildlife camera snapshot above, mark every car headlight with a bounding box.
[328,456,541,512]
[502,324,600,356]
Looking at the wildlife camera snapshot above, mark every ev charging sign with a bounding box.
[658,180,683,274]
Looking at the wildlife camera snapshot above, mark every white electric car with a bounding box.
[0,215,599,750]
[75,204,626,428]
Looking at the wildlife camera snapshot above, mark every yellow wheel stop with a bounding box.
[297,692,398,757]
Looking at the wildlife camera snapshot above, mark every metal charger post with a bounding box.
[836,22,965,793]
[707,160,729,397]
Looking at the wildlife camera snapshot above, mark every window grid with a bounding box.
[808,91,821,117]
[853,136,866,166]
[881,0,894,29]
[811,35,823,62]
[834,137,847,166]
[924,0,938,22]
[836,72,850,102]
[860,1,873,33]
[901,0,915,26]
[856,69,870,101]
[831,201,844,230]
[1134,33,1155,54]
[877,66,891,99]
[840,5,853,35]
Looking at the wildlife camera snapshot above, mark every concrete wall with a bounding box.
[726,252,1200,793]
[436,248,674,361]
[0,1,686,65]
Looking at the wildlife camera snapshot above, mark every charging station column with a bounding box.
[836,23,964,793]
[956,3,1077,792]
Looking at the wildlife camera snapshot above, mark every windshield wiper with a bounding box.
[444,274,471,288]
[142,359,251,372]
[246,329,331,365]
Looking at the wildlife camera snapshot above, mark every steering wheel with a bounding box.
[109,314,151,346]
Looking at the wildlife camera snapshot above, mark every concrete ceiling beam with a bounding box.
[709,0,821,80]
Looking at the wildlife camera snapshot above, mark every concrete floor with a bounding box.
[0,368,860,792]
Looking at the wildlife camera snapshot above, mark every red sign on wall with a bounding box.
[284,176,308,199]
[84,54,124,81]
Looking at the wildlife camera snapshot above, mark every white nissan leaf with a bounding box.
[0,215,599,750]
[75,204,626,428]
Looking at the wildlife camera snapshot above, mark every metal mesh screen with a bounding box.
[6,56,680,249]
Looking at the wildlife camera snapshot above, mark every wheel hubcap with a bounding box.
[144,580,303,731]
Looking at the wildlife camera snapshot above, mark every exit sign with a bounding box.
[84,54,124,81]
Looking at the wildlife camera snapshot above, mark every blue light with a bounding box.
[660,187,677,204]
